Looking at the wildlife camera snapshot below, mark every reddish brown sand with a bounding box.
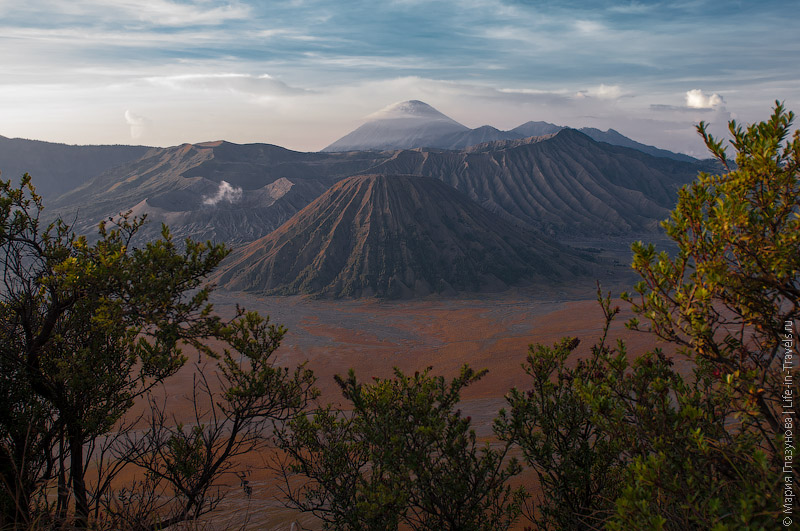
[111,287,677,530]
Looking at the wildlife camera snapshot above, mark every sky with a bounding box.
[1,0,798,156]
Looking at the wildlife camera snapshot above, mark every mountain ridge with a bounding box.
[322,100,695,161]
[45,128,709,245]
[358,128,705,235]
[0,135,150,198]
[48,142,392,244]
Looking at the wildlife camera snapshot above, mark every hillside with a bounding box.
[0,135,149,198]
[48,141,391,243]
[361,129,704,235]
[215,174,594,298]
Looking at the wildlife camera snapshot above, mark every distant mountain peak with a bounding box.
[367,100,459,122]
[322,100,467,152]
[510,121,564,138]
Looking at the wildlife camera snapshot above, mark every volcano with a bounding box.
[321,100,469,152]
[215,174,594,298]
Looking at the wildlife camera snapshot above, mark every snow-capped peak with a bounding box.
[367,100,456,121]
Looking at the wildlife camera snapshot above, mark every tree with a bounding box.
[108,310,316,530]
[625,101,799,446]
[610,101,799,527]
[0,174,314,529]
[277,365,524,531]
[0,174,227,527]
[502,103,798,529]
[494,290,625,530]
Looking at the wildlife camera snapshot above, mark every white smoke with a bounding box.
[202,180,243,206]
[124,109,149,139]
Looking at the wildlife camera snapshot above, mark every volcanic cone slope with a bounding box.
[216,174,594,298]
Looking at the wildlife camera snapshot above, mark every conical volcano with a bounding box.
[215,174,594,298]
[322,100,469,152]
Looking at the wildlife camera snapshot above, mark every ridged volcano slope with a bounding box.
[215,174,594,298]
[362,129,706,235]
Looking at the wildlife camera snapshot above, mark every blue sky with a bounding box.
[0,0,797,155]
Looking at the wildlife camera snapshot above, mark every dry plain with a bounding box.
[139,263,678,530]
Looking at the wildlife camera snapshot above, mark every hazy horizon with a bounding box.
[2,0,798,157]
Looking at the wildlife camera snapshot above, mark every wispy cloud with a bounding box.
[574,19,607,35]
[144,73,311,97]
[0,0,796,155]
[0,26,229,48]
[606,2,655,15]
[14,0,252,27]
[576,84,625,100]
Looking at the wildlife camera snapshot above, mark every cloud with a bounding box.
[124,109,149,139]
[574,20,607,35]
[253,28,323,41]
[337,76,576,111]
[202,180,243,206]
[649,103,700,112]
[607,2,654,15]
[650,89,728,113]
[144,73,311,98]
[52,0,251,27]
[576,84,624,100]
[685,89,725,109]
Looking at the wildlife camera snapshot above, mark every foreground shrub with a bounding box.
[277,366,524,531]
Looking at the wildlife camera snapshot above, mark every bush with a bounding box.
[278,366,524,531]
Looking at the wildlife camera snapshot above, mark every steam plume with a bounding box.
[202,180,242,206]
